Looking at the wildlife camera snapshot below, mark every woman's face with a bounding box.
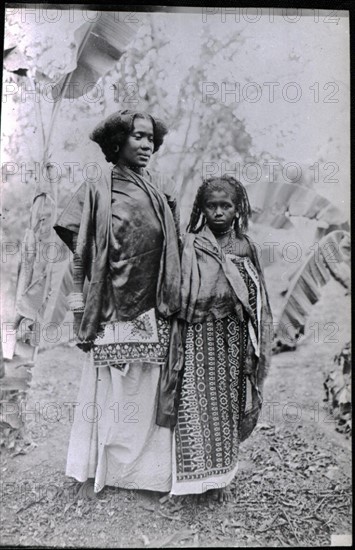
[202,189,237,233]
[118,117,154,169]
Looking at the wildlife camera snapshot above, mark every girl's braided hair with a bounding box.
[187,175,251,234]
[90,109,168,164]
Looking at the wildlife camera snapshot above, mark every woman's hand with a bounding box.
[73,310,83,338]
[73,311,93,352]
[77,341,94,353]
[67,291,86,344]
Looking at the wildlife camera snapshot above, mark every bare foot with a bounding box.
[196,492,208,504]
[76,479,98,500]
[218,487,234,503]
[195,487,232,504]
[209,487,233,503]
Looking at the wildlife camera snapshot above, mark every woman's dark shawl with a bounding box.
[179,225,273,441]
[54,165,183,429]
[54,164,181,343]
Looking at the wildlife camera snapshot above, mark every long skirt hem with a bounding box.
[66,353,172,494]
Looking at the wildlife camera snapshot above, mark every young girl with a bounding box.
[171,175,272,502]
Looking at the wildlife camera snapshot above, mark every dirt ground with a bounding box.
[1,278,352,548]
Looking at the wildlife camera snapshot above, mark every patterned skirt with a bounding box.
[92,308,171,373]
[171,314,248,495]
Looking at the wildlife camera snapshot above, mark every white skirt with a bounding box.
[66,352,172,493]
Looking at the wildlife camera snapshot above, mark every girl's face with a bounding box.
[202,189,237,233]
[118,117,154,169]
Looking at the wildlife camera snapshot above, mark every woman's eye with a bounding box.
[132,133,153,142]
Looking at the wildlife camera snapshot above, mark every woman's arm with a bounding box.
[72,234,84,295]
[67,234,85,337]
[163,175,181,244]
[145,169,181,242]
[166,195,181,243]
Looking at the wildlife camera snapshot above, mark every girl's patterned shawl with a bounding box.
[179,225,273,440]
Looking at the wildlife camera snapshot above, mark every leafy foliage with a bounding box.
[274,230,350,351]
[324,342,351,437]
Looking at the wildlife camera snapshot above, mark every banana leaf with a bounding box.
[246,181,348,229]
[4,11,141,360]
[3,45,29,76]
[274,230,350,351]
[54,13,140,99]
[44,12,142,159]
[38,257,74,349]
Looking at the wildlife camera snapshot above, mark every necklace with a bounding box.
[214,228,234,250]
[213,227,233,236]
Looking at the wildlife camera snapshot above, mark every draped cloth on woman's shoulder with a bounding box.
[179,225,273,440]
[54,164,181,344]
[54,164,183,429]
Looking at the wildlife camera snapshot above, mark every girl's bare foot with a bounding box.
[197,486,233,504]
[210,487,233,503]
[217,487,233,503]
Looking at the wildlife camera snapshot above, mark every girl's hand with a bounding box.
[245,338,257,376]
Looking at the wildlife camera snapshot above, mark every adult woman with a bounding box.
[54,110,182,494]
[170,175,272,501]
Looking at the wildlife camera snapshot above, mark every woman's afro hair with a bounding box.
[90,109,168,164]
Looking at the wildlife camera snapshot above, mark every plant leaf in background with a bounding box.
[3,45,29,76]
[324,342,351,436]
[4,191,54,360]
[1,10,142,410]
[5,10,142,338]
[44,13,142,160]
[55,13,140,99]
[246,181,349,230]
[274,230,350,351]
[38,257,74,350]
